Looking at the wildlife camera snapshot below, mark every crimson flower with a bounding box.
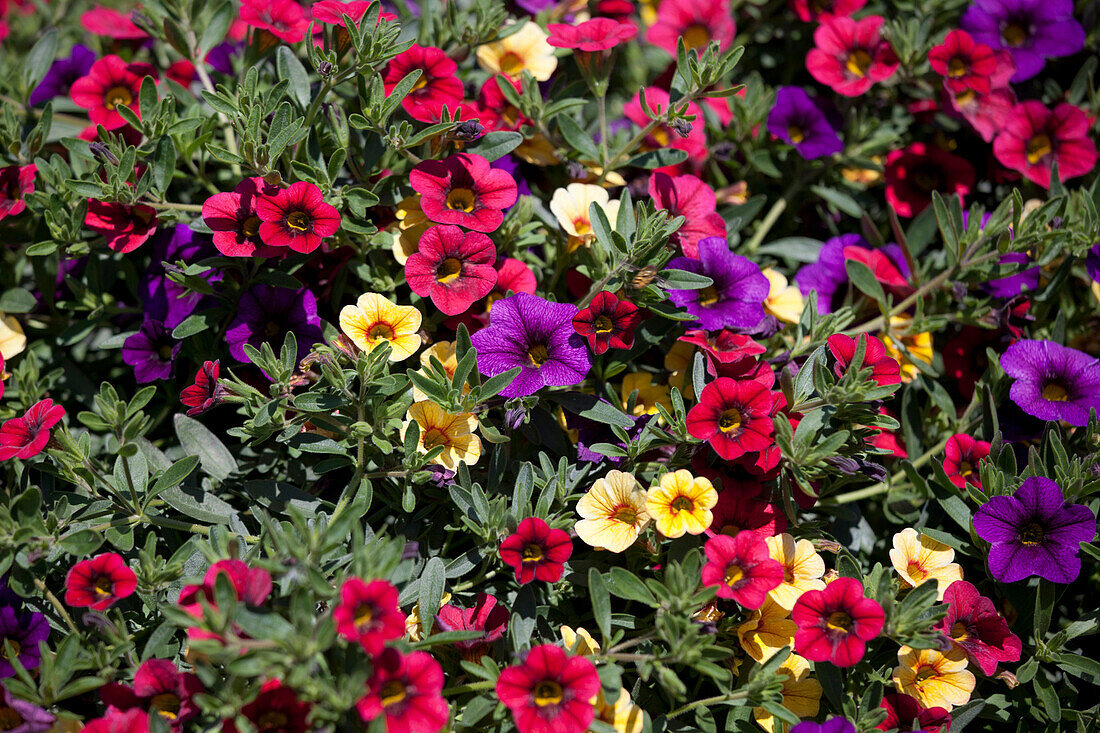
[312,0,395,26]
[928,30,997,94]
[790,0,865,22]
[202,178,283,257]
[933,580,1021,676]
[332,578,406,656]
[356,648,449,732]
[406,224,497,315]
[680,330,767,378]
[876,693,951,733]
[0,398,66,461]
[827,334,901,386]
[70,55,157,130]
[478,76,528,132]
[64,552,137,610]
[687,377,783,461]
[180,360,228,417]
[410,153,518,233]
[648,172,726,258]
[223,680,311,733]
[435,593,510,660]
[80,6,149,39]
[547,18,637,51]
[0,164,36,221]
[572,291,642,354]
[85,200,158,253]
[993,101,1098,189]
[384,45,464,123]
[885,142,975,218]
[255,181,341,253]
[100,658,203,727]
[499,517,573,585]
[941,434,990,489]
[701,531,784,608]
[177,559,273,643]
[792,577,884,667]
[81,709,152,733]
[239,0,309,43]
[706,484,787,540]
[806,16,898,97]
[496,644,600,733]
[646,0,735,56]
[842,245,911,297]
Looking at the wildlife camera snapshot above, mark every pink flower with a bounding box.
[383,45,464,123]
[356,648,449,732]
[623,88,708,170]
[239,0,310,43]
[0,398,66,461]
[70,55,158,130]
[332,578,407,656]
[65,553,137,610]
[85,200,158,253]
[496,644,600,733]
[0,164,36,221]
[806,16,898,97]
[941,434,990,489]
[255,181,341,253]
[410,153,518,233]
[499,517,573,585]
[81,6,148,39]
[406,224,497,315]
[792,577,884,667]
[827,334,901,386]
[700,531,784,608]
[993,101,1097,189]
[547,18,637,51]
[202,177,283,257]
[646,0,735,56]
[648,172,726,258]
[933,580,1021,676]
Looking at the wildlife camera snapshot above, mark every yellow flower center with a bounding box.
[354,603,374,628]
[826,611,852,632]
[1018,522,1044,546]
[682,24,710,50]
[528,344,549,367]
[950,621,969,641]
[533,680,564,707]
[698,286,720,307]
[670,496,695,513]
[368,322,395,340]
[1025,134,1052,165]
[914,666,938,683]
[954,89,976,107]
[105,86,133,110]
[905,561,928,581]
[286,211,311,231]
[0,707,24,729]
[612,505,637,524]
[257,711,288,729]
[1041,382,1068,401]
[724,564,744,586]
[572,218,592,237]
[718,408,742,433]
[845,50,872,77]
[1001,23,1027,47]
[1,640,21,660]
[594,316,614,333]
[94,575,114,596]
[651,127,670,146]
[411,75,429,92]
[498,51,526,76]
[381,680,407,708]
[947,57,967,77]
[958,460,974,477]
[787,124,805,144]
[242,215,261,237]
[437,257,462,284]
[159,344,174,360]
[522,544,544,562]
[446,188,477,212]
[783,567,795,583]
[150,693,181,720]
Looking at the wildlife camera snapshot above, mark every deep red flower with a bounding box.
[624,88,707,170]
[792,576,884,667]
[223,680,311,733]
[885,142,975,218]
[406,224,497,316]
[928,30,998,95]
[81,709,152,733]
[941,434,990,489]
[478,76,528,132]
[331,577,406,656]
[0,164,36,221]
[85,200,158,254]
[648,172,726,258]
[80,6,148,39]
[876,693,951,733]
[356,648,449,732]
[789,0,865,22]
[706,484,787,540]
[255,181,341,253]
[827,333,901,386]
[0,398,65,461]
[679,329,767,378]
[933,580,1021,676]
[70,55,157,130]
[180,360,228,416]
[410,153,518,233]
[166,60,196,87]
[572,291,642,354]
[435,593,510,659]
[496,644,600,733]
[100,658,203,728]
[547,18,637,51]
[202,177,283,257]
[177,560,273,624]
[499,517,573,585]
[239,0,309,43]
[687,377,783,461]
[646,0,735,56]
[806,16,898,97]
[993,101,1098,189]
[64,552,137,610]
[842,245,911,297]
[383,45,464,123]
[700,531,784,608]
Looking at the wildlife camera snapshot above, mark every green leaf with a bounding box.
[662,269,713,290]
[198,1,234,56]
[157,486,235,525]
[149,456,201,499]
[607,567,657,606]
[844,260,885,303]
[419,557,446,636]
[0,289,37,314]
[22,29,58,93]
[588,568,612,642]
[557,115,601,162]
[276,47,311,109]
[811,185,862,218]
[554,393,634,429]
[625,148,688,169]
[173,414,238,481]
[464,131,523,162]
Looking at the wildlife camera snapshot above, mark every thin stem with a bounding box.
[33,577,80,635]
[144,201,204,213]
[597,92,609,170]
[666,690,750,718]
[744,176,803,252]
[828,434,951,505]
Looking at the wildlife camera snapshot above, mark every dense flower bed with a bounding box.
[1,0,1099,731]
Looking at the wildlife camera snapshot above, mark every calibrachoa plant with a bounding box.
[1,0,1100,730]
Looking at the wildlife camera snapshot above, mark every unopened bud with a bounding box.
[318,61,336,77]
[263,170,283,187]
[130,10,153,31]
[567,161,587,180]
[995,670,1018,689]
[89,142,119,166]
[669,118,693,138]
[453,120,485,142]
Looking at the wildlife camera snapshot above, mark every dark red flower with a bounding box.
[706,484,787,540]
[827,333,901,386]
[202,178,282,257]
[933,580,1021,676]
[648,173,726,258]
[876,693,951,733]
[0,398,65,461]
[885,142,975,218]
[64,553,137,610]
[806,15,898,97]
[384,45,464,123]
[646,0,735,56]
[70,55,157,130]
[166,60,196,87]
[239,0,309,43]
[993,101,1097,189]
[406,224,497,315]
[867,406,907,458]
[700,531,784,608]
[177,559,273,634]
[679,329,767,378]
[496,644,600,733]
[311,0,394,26]
[572,291,642,354]
[435,593,510,660]
[356,648,449,732]
[100,658,203,728]
[81,709,152,733]
[85,200,158,254]
[686,377,783,461]
[478,76,528,132]
[499,517,572,585]
[410,153,518,233]
[255,181,341,253]
[547,18,637,51]
[223,680,311,733]
[941,434,990,489]
[0,164,36,221]
[180,360,228,417]
[332,578,406,656]
[928,30,998,94]
[792,576,884,667]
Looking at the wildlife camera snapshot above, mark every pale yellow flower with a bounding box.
[406,592,451,641]
[892,645,976,711]
[765,534,826,610]
[412,341,467,402]
[390,195,431,265]
[881,316,933,383]
[620,372,671,417]
[645,470,717,538]
[575,470,650,553]
[561,625,600,655]
[401,401,481,470]
[476,21,557,81]
[549,183,620,245]
[753,653,822,733]
[339,293,422,361]
[762,269,804,324]
[592,688,644,733]
[889,528,963,601]
[663,340,695,400]
[0,313,26,360]
[737,597,796,662]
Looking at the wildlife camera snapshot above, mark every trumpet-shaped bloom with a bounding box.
[999,339,1100,426]
[620,372,671,417]
[477,21,558,82]
[64,553,137,611]
[762,269,805,324]
[880,317,933,383]
[885,143,975,218]
[435,593,509,659]
[402,401,482,470]
[575,470,650,553]
[892,646,975,711]
[547,18,638,52]
[806,16,898,97]
[960,0,1084,82]
[876,692,951,733]
[356,648,449,733]
[687,377,783,461]
[180,360,227,417]
[889,528,963,600]
[496,644,600,733]
[933,580,1021,676]
[573,291,642,355]
[549,183,620,244]
[648,173,726,258]
[410,153,518,233]
[646,470,718,538]
[666,237,769,331]
[792,577,884,667]
[737,596,797,662]
[646,0,735,55]
[0,399,66,461]
[255,181,341,253]
[0,606,49,678]
[500,517,573,584]
[70,55,157,130]
[701,531,784,608]
[941,434,990,489]
[993,101,1097,189]
[202,177,283,257]
[766,87,843,160]
[332,578,406,656]
[239,0,309,43]
[339,293,423,361]
[592,687,644,733]
[99,658,203,727]
[85,200,158,253]
[0,164,36,222]
[765,534,826,610]
[928,30,998,94]
[226,285,324,367]
[827,333,901,386]
[383,45,464,122]
[406,225,497,315]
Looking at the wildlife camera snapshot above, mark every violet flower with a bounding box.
[1000,339,1100,426]
[973,476,1095,583]
[29,44,96,106]
[226,284,324,366]
[122,320,180,383]
[0,606,49,678]
[983,252,1041,298]
[0,686,55,732]
[767,87,843,160]
[666,237,769,331]
[1086,244,1099,283]
[960,0,1085,82]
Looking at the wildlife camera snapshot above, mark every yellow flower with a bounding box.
[645,470,717,538]
[401,401,481,470]
[762,269,805,324]
[592,688,644,733]
[664,340,695,400]
[881,316,933,383]
[0,313,26,360]
[515,133,561,167]
[561,625,600,655]
[765,534,826,610]
[390,195,431,265]
[620,372,671,416]
[753,653,822,733]
[892,645,976,711]
[737,597,796,662]
[406,592,452,641]
[549,183,620,249]
[841,155,884,185]
[476,21,557,82]
[412,341,467,402]
[339,293,422,361]
[575,470,650,553]
[889,528,963,601]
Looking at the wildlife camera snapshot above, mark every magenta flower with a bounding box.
[700,531,784,608]
[406,224,497,315]
[792,577,884,667]
[255,181,341,254]
[648,172,727,258]
[1000,339,1100,426]
[933,580,1021,675]
[410,153,518,233]
[435,593,510,659]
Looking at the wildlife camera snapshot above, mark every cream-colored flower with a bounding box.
[765,534,826,610]
[892,645,976,711]
[339,293,422,361]
[561,625,600,655]
[390,195,431,265]
[575,470,650,553]
[0,313,26,360]
[762,268,805,324]
[737,597,796,662]
[401,401,481,470]
[592,688,644,733]
[889,528,963,601]
[549,183,620,244]
[476,21,557,81]
[752,653,822,733]
[406,592,451,641]
[620,372,671,417]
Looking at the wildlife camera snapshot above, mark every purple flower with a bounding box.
[1000,339,1100,426]
[226,284,324,366]
[0,606,49,678]
[795,234,857,314]
[470,292,591,399]
[667,237,769,331]
[142,223,220,328]
[791,720,855,733]
[767,87,843,160]
[973,477,1095,583]
[1086,244,1099,283]
[122,320,180,383]
[960,0,1085,82]
[0,686,55,732]
[29,44,96,106]
[983,252,1041,298]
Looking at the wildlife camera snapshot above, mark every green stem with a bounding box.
[666,690,750,719]
[597,92,609,170]
[144,201,204,213]
[34,577,80,635]
[744,176,803,253]
[828,434,951,505]
[442,680,497,696]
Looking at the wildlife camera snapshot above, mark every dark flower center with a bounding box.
[354,603,374,628]
[533,680,564,707]
[286,211,311,232]
[93,575,114,596]
[612,505,637,524]
[242,215,261,237]
[422,428,448,450]
[914,666,938,682]
[594,315,614,333]
[105,85,133,110]
[947,57,968,77]
[264,321,281,339]
[911,168,940,193]
[1025,134,1052,165]
[698,286,720,307]
[0,707,24,729]
[521,544,544,562]
[718,408,742,433]
[150,693,182,720]
[826,611,853,632]
[958,460,974,476]
[787,124,805,144]
[159,344,174,360]
[670,496,695,512]
[0,640,21,659]
[906,561,928,581]
[1041,381,1069,401]
[498,51,525,76]
[682,24,710,50]
[380,680,407,707]
[1018,522,1044,545]
[1001,22,1028,47]
[724,563,744,586]
[446,187,477,212]
[528,344,549,367]
[368,323,395,340]
[950,621,970,641]
[257,711,288,730]
[783,567,795,582]
[436,257,462,284]
[845,50,872,78]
